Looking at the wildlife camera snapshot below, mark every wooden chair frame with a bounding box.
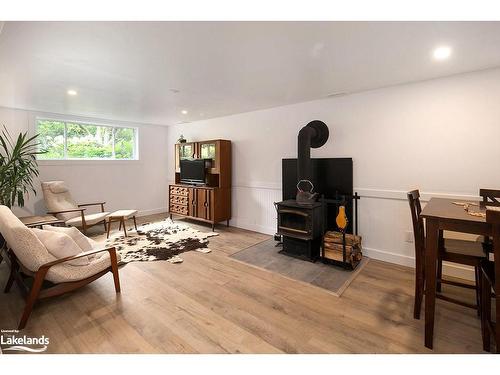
[3,245,120,330]
[480,189,500,207]
[408,190,426,319]
[481,209,500,353]
[478,189,500,254]
[48,201,107,235]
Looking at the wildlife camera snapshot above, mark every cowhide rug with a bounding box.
[105,219,218,264]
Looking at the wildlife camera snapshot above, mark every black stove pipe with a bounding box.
[297,120,330,189]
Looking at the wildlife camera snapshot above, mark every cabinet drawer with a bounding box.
[170,186,189,197]
[169,203,188,215]
[170,195,189,205]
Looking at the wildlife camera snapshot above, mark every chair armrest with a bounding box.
[38,247,118,271]
[46,208,86,215]
[77,202,106,208]
[78,202,106,212]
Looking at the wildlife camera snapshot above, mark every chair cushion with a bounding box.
[41,181,80,222]
[45,251,121,284]
[31,228,90,266]
[108,209,138,219]
[444,238,486,258]
[66,212,110,227]
[42,225,98,251]
[48,181,69,194]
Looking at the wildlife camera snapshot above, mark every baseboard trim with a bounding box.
[138,207,168,217]
[228,219,275,236]
[362,247,415,268]
[363,246,475,281]
[441,262,476,281]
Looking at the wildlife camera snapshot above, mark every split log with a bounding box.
[323,231,362,266]
[324,242,354,253]
[324,247,362,263]
[323,231,362,246]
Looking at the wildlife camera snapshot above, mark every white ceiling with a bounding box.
[1,21,500,126]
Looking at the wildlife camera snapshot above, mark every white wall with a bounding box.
[166,67,500,279]
[0,107,169,218]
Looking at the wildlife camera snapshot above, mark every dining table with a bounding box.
[420,197,499,349]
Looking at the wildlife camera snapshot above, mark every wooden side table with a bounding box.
[19,215,66,228]
[106,210,138,238]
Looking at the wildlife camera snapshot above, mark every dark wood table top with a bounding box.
[420,197,486,223]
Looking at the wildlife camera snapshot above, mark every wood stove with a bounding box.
[275,120,355,263]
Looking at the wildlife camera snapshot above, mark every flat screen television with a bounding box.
[180,159,207,185]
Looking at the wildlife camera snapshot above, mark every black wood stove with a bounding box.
[275,120,354,262]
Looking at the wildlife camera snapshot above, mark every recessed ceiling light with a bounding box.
[67,89,78,96]
[181,110,188,115]
[432,46,452,61]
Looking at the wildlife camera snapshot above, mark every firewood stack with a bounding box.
[323,231,362,268]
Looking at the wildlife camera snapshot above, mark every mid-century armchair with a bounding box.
[41,181,109,234]
[0,205,120,330]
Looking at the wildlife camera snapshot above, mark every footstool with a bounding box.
[106,210,138,238]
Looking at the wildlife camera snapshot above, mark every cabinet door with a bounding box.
[196,189,208,219]
[188,188,196,217]
[199,142,216,160]
[180,143,196,159]
[198,141,219,173]
[175,142,196,172]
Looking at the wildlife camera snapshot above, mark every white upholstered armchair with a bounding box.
[41,181,110,234]
[0,205,120,330]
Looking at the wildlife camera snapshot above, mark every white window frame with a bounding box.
[35,117,139,161]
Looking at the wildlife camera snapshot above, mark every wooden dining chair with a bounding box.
[480,189,500,207]
[408,190,485,318]
[478,189,500,254]
[480,208,499,353]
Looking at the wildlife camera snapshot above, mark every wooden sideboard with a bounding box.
[169,139,231,230]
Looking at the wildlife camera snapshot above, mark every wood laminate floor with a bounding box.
[0,214,484,353]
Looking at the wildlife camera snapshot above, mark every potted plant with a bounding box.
[178,134,186,143]
[0,126,44,208]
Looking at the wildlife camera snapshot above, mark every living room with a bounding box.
[1,0,500,373]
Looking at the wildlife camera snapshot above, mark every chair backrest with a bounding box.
[486,208,500,289]
[480,189,500,207]
[41,181,79,222]
[407,189,425,257]
[0,205,54,271]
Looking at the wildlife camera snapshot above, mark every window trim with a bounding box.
[35,116,139,161]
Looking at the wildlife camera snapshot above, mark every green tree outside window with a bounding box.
[36,119,137,160]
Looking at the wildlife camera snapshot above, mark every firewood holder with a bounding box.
[319,192,360,270]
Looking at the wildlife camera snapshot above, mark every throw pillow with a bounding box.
[31,228,90,266]
[42,225,98,252]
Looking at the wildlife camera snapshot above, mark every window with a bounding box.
[36,119,138,160]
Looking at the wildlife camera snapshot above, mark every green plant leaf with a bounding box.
[0,126,41,208]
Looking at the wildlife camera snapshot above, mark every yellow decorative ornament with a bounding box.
[336,206,348,232]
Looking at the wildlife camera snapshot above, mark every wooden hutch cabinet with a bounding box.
[170,139,231,230]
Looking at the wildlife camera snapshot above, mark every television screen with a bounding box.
[180,159,206,184]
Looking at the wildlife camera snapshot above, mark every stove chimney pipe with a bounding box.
[297,120,329,185]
